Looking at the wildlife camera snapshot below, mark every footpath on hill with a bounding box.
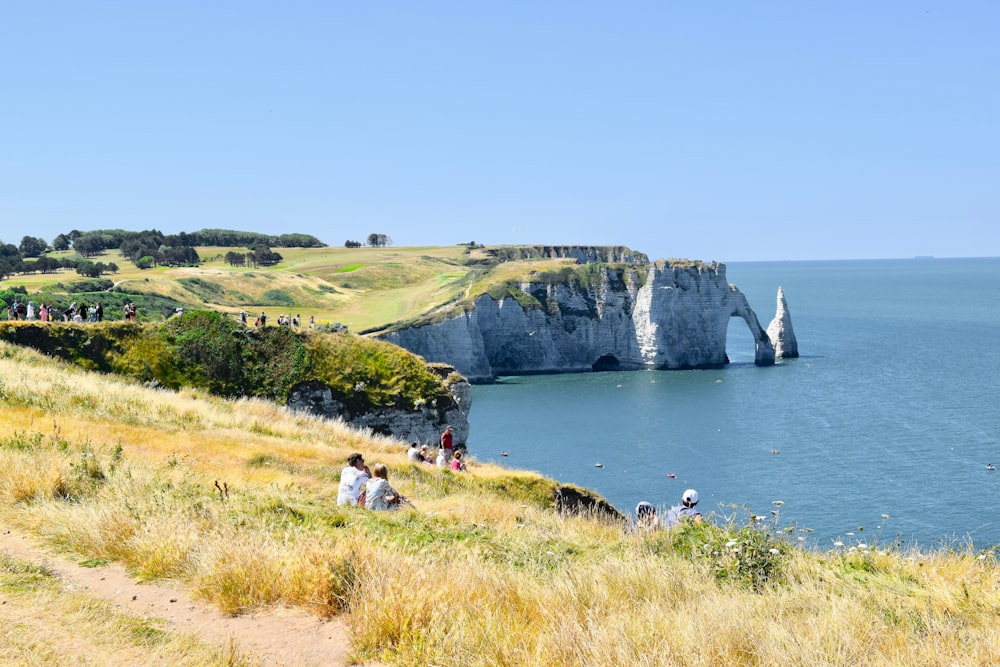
[1,525,351,666]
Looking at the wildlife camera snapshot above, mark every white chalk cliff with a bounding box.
[381,253,782,382]
[766,286,799,359]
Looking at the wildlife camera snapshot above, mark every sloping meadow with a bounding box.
[0,313,452,410]
[2,342,1000,665]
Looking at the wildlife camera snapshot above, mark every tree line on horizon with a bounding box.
[0,228,325,279]
[2,227,398,281]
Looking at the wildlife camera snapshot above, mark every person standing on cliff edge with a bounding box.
[440,426,454,457]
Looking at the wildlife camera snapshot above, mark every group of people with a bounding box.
[5,300,34,320]
[241,309,318,329]
[336,452,409,511]
[633,489,703,532]
[337,423,703,528]
[407,426,467,471]
[3,300,112,323]
[336,428,471,512]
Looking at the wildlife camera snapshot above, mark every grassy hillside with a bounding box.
[0,314,457,413]
[1,244,652,333]
[2,342,1000,665]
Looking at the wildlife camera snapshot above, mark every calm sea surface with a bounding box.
[468,258,1000,549]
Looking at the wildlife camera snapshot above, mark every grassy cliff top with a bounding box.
[0,313,456,412]
[2,244,667,333]
[2,342,999,665]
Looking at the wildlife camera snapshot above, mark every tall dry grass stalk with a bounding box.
[4,341,1000,665]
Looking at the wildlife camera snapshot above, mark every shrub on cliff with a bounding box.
[113,311,309,399]
[0,313,454,410]
[0,321,141,371]
[304,332,451,411]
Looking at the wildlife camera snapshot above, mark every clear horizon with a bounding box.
[3,2,997,263]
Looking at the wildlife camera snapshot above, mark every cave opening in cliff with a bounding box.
[592,354,621,372]
[725,317,756,365]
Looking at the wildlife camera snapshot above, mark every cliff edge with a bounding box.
[380,249,782,382]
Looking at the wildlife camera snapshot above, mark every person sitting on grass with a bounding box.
[407,442,423,463]
[634,501,659,533]
[337,452,370,506]
[365,463,405,511]
[450,450,467,472]
[665,489,703,527]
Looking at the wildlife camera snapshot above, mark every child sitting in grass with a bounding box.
[365,463,405,510]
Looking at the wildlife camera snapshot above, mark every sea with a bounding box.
[467,257,1000,550]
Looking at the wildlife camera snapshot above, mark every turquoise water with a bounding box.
[468,258,1000,549]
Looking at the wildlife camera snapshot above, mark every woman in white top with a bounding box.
[337,452,370,506]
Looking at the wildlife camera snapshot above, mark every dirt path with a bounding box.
[1,525,351,666]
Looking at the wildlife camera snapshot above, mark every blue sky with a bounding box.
[2,2,997,261]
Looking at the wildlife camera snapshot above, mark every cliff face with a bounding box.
[382,258,777,382]
[286,369,472,446]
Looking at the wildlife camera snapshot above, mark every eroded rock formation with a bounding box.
[286,366,472,445]
[766,286,799,359]
[381,254,780,382]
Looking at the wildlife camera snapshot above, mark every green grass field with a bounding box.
[2,244,599,332]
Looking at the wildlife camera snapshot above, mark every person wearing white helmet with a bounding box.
[666,489,703,527]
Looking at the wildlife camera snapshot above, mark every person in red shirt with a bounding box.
[440,426,453,454]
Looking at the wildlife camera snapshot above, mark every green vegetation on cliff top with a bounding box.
[1,244,680,333]
[0,313,454,413]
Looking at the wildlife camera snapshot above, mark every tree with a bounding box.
[35,256,60,273]
[344,240,362,248]
[251,246,282,267]
[225,251,247,267]
[76,260,102,278]
[73,235,105,257]
[52,234,71,251]
[367,233,391,247]
[19,235,48,257]
[161,246,201,266]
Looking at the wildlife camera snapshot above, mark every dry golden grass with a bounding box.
[0,552,255,666]
[4,340,1000,665]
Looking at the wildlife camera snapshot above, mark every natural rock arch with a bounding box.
[728,286,776,366]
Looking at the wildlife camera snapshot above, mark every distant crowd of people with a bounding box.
[4,302,339,329]
[241,309,316,329]
[3,299,128,323]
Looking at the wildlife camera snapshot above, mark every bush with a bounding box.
[131,311,308,399]
[647,503,789,592]
[305,332,450,411]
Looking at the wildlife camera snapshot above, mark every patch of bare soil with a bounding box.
[1,525,351,666]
